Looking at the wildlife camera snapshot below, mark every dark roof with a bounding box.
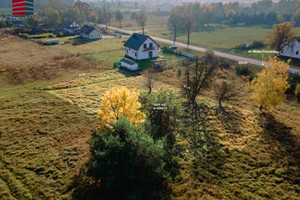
[294,36,300,42]
[123,33,149,50]
[121,58,136,65]
[80,25,101,35]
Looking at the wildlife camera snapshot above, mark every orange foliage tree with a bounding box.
[98,87,145,130]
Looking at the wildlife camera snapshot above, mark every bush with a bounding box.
[251,41,265,49]
[140,88,183,146]
[286,73,300,96]
[88,117,168,200]
[295,84,300,103]
[235,65,256,81]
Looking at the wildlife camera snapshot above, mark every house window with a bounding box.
[296,51,299,55]
[126,48,128,53]
[135,52,137,57]
[144,44,147,49]
[149,43,153,48]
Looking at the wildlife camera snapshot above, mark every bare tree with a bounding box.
[183,17,195,47]
[102,1,112,30]
[168,12,181,44]
[137,13,148,34]
[115,9,124,28]
[214,81,239,109]
[184,52,217,104]
[142,68,157,94]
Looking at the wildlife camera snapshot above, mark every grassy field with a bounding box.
[0,8,11,15]
[147,25,300,62]
[0,31,300,199]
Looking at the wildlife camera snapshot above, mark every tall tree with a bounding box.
[115,9,124,28]
[88,11,98,25]
[137,13,147,34]
[183,17,195,47]
[247,57,290,112]
[266,22,296,52]
[292,8,300,26]
[168,10,181,44]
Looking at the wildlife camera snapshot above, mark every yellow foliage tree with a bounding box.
[248,57,290,112]
[98,87,145,130]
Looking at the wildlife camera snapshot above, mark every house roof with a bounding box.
[121,58,136,65]
[123,33,151,50]
[294,36,300,42]
[66,21,80,29]
[80,25,101,35]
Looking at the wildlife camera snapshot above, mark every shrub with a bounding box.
[140,88,183,146]
[286,73,300,96]
[251,41,265,49]
[88,117,168,200]
[295,84,300,103]
[235,65,256,81]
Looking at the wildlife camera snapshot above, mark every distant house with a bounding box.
[124,33,159,61]
[65,21,80,33]
[280,37,300,60]
[79,25,102,40]
[120,58,138,71]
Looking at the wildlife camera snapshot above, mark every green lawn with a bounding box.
[0,8,11,15]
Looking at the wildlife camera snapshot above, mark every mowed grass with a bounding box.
[1,32,300,199]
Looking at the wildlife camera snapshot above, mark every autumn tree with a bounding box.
[183,16,195,47]
[102,1,112,29]
[98,87,145,131]
[248,57,290,112]
[214,81,239,109]
[88,11,98,25]
[266,22,296,52]
[292,8,300,25]
[115,9,124,28]
[137,13,147,34]
[28,13,38,27]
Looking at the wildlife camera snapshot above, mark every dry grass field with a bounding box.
[0,31,299,200]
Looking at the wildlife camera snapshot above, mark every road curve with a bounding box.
[100,24,300,74]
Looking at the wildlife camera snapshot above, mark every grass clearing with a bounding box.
[0,32,299,200]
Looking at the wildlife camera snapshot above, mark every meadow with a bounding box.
[0,31,300,199]
[147,25,300,62]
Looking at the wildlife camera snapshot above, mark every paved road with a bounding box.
[100,24,300,74]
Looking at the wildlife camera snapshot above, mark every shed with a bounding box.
[120,58,138,71]
[45,38,60,45]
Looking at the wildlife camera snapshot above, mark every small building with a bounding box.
[45,38,59,45]
[66,21,80,33]
[124,33,159,61]
[120,58,138,71]
[80,25,102,40]
[280,37,300,60]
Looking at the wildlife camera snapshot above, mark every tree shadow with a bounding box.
[70,154,173,200]
[258,113,300,167]
[182,101,230,182]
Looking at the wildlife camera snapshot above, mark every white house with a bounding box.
[80,25,102,40]
[120,58,138,71]
[123,33,159,61]
[280,36,300,59]
[65,21,81,33]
